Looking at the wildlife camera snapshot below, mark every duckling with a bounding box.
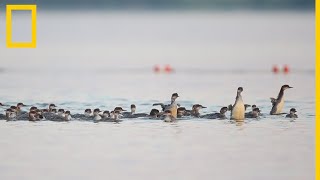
[84,109,92,117]
[57,109,65,118]
[191,104,207,118]
[122,104,148,118]
[102,111,110,119]
[111,110,121,121]
[73,109,92,120]
[28,110,38,121]
[16,103,26,114]
[7,107,17,120]
[24,106,38,117]
[28,110,43,121]
[99,110,122,122]
[286,108,298,118]
[30,106,38,111]
[48,104,57,113]
[201,107,228,120]
[245,108,260,118]
[50,109,71,122]
[177,107,187,118]
[5,109,17,120]
[93,108,102,121]
[149,109,160,119]
[64,111,72,121]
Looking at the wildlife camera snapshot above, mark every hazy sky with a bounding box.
[0,11,314,71]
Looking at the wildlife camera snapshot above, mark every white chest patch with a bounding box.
[94,115,101,121]
[231,99,245,121]
[276,98,284,114]
[169,102,178,118]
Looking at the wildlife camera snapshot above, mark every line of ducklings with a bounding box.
[0,104,129,122]
[0,85,298,122]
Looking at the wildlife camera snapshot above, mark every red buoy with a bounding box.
[164,64,172,73]
[283,65,290,74]
[272,65,279,74]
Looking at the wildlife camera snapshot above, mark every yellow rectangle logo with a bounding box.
[6,5,37,48]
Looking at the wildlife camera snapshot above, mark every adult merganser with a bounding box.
[230,87,245,121]
[162,110,176,122]
[270,85,293,115]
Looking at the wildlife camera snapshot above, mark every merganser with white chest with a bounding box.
[165,93,179,119]
[230,87,245,121]
[270,85,293,115]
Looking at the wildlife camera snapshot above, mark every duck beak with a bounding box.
[289,86,293,88]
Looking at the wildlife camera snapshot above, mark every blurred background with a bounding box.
[0,0,315,104]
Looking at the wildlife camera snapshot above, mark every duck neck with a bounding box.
[277,88,285,101]
[236,92,242,101]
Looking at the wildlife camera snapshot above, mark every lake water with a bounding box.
[0,11,315,180]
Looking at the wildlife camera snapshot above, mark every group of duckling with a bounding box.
[0,85,298,122]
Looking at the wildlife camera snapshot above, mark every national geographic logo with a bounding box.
[6,5,37,48]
